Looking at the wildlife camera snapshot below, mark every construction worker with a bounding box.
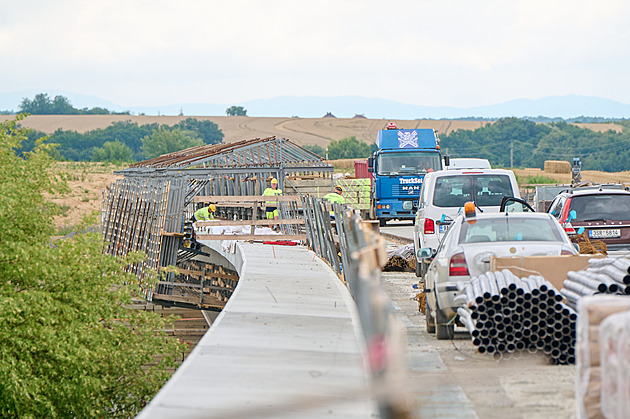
[323,185,345,217]
[192,204,216,223]
[262,178,283,222]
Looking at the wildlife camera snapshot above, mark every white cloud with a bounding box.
[1,0,630,108]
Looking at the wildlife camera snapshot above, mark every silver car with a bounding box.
[418,209,578,339]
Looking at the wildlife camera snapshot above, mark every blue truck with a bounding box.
[368,128,443,226]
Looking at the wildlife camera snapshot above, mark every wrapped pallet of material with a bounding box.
[600,310,630,419]
[577,296,630,419]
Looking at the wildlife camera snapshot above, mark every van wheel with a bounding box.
[435,309,454,340]
[379,219,387,227]
[425,300,436,334]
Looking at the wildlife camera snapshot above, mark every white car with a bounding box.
[413,168,521,277]
[418,206,578,339]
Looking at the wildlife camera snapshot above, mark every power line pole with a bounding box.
[510,139,514,169]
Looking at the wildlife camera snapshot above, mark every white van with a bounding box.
[445,158,491,170]
[412,168,521,277]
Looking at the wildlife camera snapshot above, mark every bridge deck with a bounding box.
[138,241,376,418]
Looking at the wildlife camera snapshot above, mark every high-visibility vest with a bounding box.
[323,192,345,204]
[194,207,214,221]
[262,188,283,208]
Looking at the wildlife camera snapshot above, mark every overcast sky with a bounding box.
[2,0,630,109]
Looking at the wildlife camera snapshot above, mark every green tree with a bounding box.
[91,140,134,163]
[225,105,247,116]
[327,136,371,159]
[302,144,325,157]
[141,127,204,159]
[0,116,185,417]
[174,118,224,145]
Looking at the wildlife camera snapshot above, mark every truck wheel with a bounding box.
[379,219,387,227]
[425,300,436,334]
[434,309,454,340]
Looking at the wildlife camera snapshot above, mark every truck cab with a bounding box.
[368,128,442,226]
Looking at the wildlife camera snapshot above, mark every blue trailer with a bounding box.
[368,128,443,226]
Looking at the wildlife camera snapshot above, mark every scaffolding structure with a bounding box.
[102,137,333,309]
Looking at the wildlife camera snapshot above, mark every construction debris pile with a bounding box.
[457,270,576,364]
[383,243,416,272]
[561,257,630,310]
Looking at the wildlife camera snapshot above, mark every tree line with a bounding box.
[18,93,130,115]
[20,118,224,163]
[439,117,630,172]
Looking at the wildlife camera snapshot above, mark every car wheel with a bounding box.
[379,219,387,227]
[425,299,436,334]
[434,309,454,340]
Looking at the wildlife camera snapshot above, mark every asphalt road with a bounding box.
[380,222,576,418]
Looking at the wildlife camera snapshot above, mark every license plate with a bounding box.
[589,229,621,239]
[439,224,450,233]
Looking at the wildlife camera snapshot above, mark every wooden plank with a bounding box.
[152,293,227,308]
[195,234,307,241]
[161,231,185,237]
[195,219,305,227]
[173,267,239,280]
[155,281,234,292]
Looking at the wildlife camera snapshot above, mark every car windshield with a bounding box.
[376,152,442,175]
[568,194,630,221]
[459,217,563,243]
[433,174,514,207]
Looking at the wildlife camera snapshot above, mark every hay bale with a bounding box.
[544,160,571,174]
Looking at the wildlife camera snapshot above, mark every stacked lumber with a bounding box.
[576,296,630,418]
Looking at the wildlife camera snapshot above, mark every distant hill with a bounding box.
[2,91,630,119]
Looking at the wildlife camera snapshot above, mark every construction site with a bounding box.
[87,131,630,418]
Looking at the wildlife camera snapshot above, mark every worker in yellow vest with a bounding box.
[262,178,283,226]
[192,204,216,223]
[323,186,345,217]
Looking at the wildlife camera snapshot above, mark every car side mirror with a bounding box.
[417,248,435,259]
[367,157,373,168]
[444,155,450,167]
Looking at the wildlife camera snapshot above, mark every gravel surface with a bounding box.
[380,270,576,419]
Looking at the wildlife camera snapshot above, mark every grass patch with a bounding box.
[517,174,558,185]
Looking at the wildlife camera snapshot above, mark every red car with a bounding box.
[547,187,630,251]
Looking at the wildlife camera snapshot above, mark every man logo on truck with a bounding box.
[398,130,419,148]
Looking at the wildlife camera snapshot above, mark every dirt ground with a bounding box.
[49,162,121,231]
[381,270,576,419]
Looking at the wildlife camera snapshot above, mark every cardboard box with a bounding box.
[490,254,603,291]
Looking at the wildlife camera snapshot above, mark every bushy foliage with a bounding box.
[301,144,325,157]
[0,117,185,417]
[18,118,224,163]
[141,127,204,159]
[225,105,247,116]
[19,93,129,115]
[173,118,223,145]
[440,117,630,172]
[91,140,134,163]
[327,136,371,160]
